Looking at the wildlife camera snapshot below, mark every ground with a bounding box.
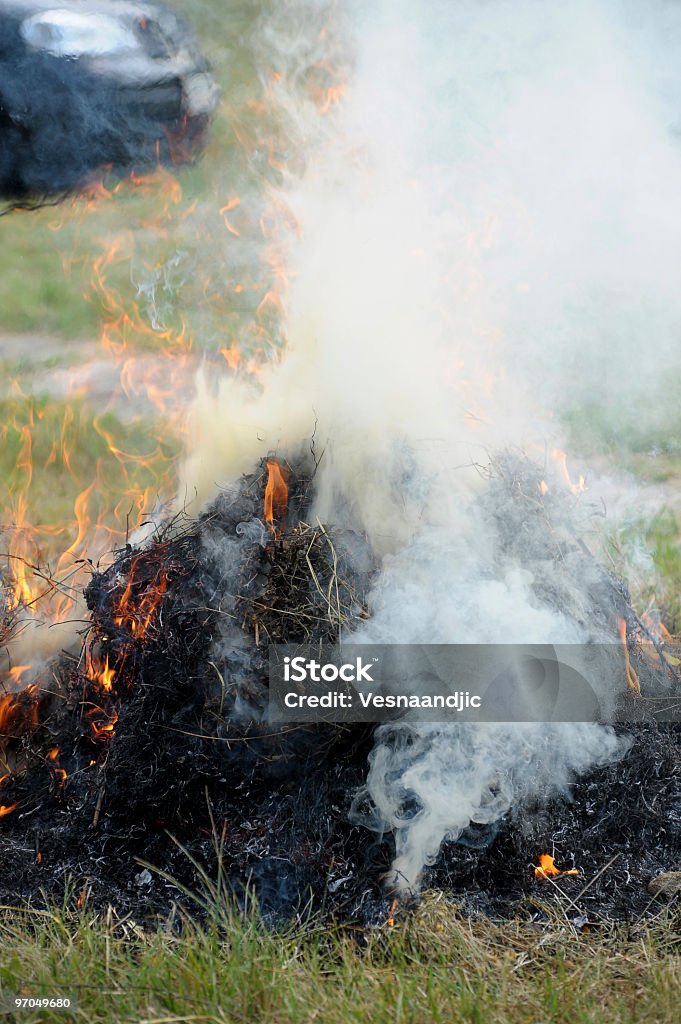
[0,896,678,1023]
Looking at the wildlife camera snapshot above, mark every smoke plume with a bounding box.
[176,0,681,889]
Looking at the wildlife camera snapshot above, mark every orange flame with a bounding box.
[641,612,674,644]
[0,14,330,692]
[639,614,681,670]
[0,804,18,818]
[534,853,579,879]
[219,196,241,237]
[88,705,119,744]
[0,685,41,738]
[264,460,289,537]
[83,650,120,743]
[0,49,308,634]
[85,651,117,693]
[2,165,198,625]
[113,556,170,639]
[2,167,194,629]
[46,748,67,783]
[551,449,585,495]
[618,618,641,695]
[97,656,115,692]
[387,898,398,927]
[5,666,31,687]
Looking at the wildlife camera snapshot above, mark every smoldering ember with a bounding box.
[0,451,679,926]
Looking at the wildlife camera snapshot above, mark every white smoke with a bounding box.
[355,721,626,892]
[182,0,681,889]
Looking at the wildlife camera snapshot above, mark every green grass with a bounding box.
[562,389,681,462]
[0,895,678,1024]
[562,401,681,630]
[607,508,681,632]
[0,222,98,338]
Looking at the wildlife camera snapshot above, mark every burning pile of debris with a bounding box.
[0,453,679,926]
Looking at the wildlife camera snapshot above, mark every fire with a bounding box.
[0,685,41,738]
[264,460,289,537]
[86,652,116,693]
[219,196,241,237]
[87,705,119,744]
[550,449,585,495]
[534,853,579,879]
[113,556,171,639]
[0,804,18,818]
[319,82,347,113]
[639,613,681,670]
[220,342,242,371]
[642,613,674,644]
[83,652,120,742]
[0,27,307,635]
[387,897,398,927]
[98,656,115,692]
[218,341,265,379]
[618,618,641,695]
[79,552,178,746]
[46,748,67,786]
[1,384,179,629]
[0,6,339,746]
[0,166,197,638]
[4,666,31,687]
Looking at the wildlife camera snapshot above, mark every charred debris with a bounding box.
[0,452,679,927]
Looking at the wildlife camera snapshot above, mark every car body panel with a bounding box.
[0,0,219,199]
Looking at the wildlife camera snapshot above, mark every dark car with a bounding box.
[0,0,219,200]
